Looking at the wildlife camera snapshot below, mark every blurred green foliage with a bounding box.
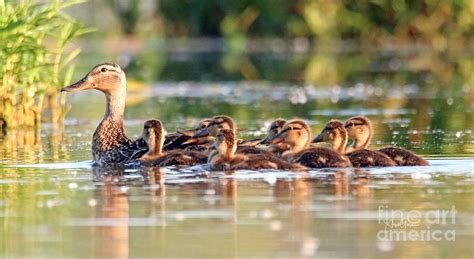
[0,0,92,128]
[155,0,473,47]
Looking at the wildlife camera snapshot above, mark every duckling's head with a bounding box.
[344,116,372,147]
[178,118,212,137]
[61,63,126,94]
[214,129,237,158]
[263,119,311,150]
[268,119,287,137]
[261,119,286,144]
[142,119,166,155]
[313,120,348,153]
[193,115,235,138]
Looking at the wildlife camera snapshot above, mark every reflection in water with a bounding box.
[92,168,129,259]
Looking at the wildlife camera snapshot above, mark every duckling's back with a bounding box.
[378,147,429,166]
[294,147,352,168]
[346,149,396,167]
[150,150,207,167]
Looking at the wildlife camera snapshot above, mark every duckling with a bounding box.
[209,129,304,171]
[261,119,290,156]
[344,116,429,166]
[163,118,213,151]
[193,115,272,155]
[313,120,397,167]
[263,120,351,168]
[139,120,207,167]
[61,63,148,166]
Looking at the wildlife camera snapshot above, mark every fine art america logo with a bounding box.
[377,205,457,241]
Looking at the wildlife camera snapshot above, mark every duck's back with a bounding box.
[232,153,303,170]
[294,147,351,168]
[237,146,272,155]
[151,150,207,167]
[346,149,396,167]
[378,147,429,166]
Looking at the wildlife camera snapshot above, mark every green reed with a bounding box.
[0,0,92,128]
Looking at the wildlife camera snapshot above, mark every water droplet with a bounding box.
[175,213,185,221]
[204,189,216,195]
[264,175,277,185]
[88,199,97,207]
[268,220,282,231]
[260,209,274,219]
[300,236,319,256]
[376,240,394,252]
[446,97,453,106]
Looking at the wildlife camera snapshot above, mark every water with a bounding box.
[1,47,474,257]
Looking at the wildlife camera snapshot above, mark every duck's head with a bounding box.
[313,120,348,153]
[142,119,166,155]
[193,115,235,138]
[344,116,372,149]
[262,119,311,151]
[60,63,126,94]
[214,129,237,158]
[261,119,286,144]
[178,118,212,137]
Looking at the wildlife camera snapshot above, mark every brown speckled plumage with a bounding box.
[92,119,148,166]
[146,150,208,167]
[194,115,275,156]
[344,116,428,166]
[140,120,208,167]
[61,63,148,167]
[314,119,395,167]
[265,119,290,156]
[378,147,429,166]
[269,119,351,168]
[346,149,397,167]
[163,118,212,151]
[294,147,352,168]
[210,129,303,171]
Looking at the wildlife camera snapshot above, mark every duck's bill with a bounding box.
[312,133,325,143]
[177,128,197,137]
[192,128,210,138]
[182,138,198,145]
[261,134,282,144]
[238,138,262,147]
[60,77,92,93]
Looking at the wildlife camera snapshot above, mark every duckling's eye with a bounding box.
[101,67,107,73]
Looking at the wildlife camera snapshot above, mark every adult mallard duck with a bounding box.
[139,120,207,167]
[313,120,396,167]
[344,116,429,166]
[263,119,352,168]
[61,63,148,166]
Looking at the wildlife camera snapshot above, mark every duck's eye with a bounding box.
[101,67,107,73]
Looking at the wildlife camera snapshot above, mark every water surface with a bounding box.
[1,48,473,257]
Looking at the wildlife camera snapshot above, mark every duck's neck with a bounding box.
[292,135,311,154]
[104,86,126,124]
[148,135,164,157]
[331,136,348,154]
[224,143,236,160]
[351,127,371,151]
